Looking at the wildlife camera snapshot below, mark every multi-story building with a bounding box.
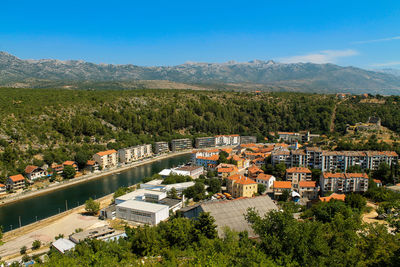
[255,173,276,189]
[247,165,264,178]
[195,154,219,169]
[215,135,240,146]
[240,136,257,144]
[217,165,239,179]
[0,183,6,194]
[226,174,258,198]
[195,137,216,148]
[320,172,369,193]
[191,149,220,162]
[7,174,25,190]
[154,142,169,154]
[286,167,312,190]
[171,138,192,152]
[25,165,48,180]
[298,181,319,199]
[118,144,153,164]
[276,131,320,143]
[93,150,118,169]
[271,147,398,172]
[273,181,292,199]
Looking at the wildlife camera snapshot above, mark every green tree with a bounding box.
[194,212,217,239]
[20,245,27,255]
[85,198,100,215]
[167,187,179,199]
[62,165,76,179]
[206,178,221,194]
[278,190,289,201]
[372,162,392,185]
[345,193,367,212]
[257,183,266,195]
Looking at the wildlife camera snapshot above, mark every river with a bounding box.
[0,153,191,232]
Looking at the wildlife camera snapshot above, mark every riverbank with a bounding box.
[0,150,191,207]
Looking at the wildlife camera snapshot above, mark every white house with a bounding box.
[255,173,276,189]
[25,165,48,180]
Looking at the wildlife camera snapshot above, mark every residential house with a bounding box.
[93,150,118,169]
[298,181,319,199]
[320,172,369,193]
[217,165,238,178]
[52,163,64,174]
[7,174,25,190]
[255,173,276,189]
[228,155,245,168]
[247,165,263,179]
[63,161,79,172]
[0,183,6,194]
[85,160,99,172]
[252,157,266,167]
[25,165,48,181]
[226,174,257,198]
[319,193,346,202]
[373,179,382,187]
[285,167,312,190]
[273,181,292,199]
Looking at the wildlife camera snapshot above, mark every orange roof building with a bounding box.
[93,149,118,168]
[273,181,292,189]
[7,174,25,190]
[319,193,346,202]
[248,165,264,178]
[25,165,38,174]
[226,174,258,198]
[321,172,369,193]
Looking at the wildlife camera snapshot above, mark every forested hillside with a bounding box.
[1,88,400,178]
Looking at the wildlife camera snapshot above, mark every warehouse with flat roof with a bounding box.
[116,199,169,225]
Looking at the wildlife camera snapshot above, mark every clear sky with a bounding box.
[1,0,399,69]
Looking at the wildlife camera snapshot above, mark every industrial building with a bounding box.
[116,199,169,225]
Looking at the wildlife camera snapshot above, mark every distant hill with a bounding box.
[375,68,400,77]
[2,51,400,94]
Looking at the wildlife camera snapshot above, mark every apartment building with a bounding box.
[154,141,169,154]
[286,167,312,190]
[273,181,292,199]
[7,174,25,190]
[240,136,257,144]
[171,138,192,152]
[195,137,216,148]
[93,150,118,169]
[118,144,152,164]
[195,154,219,169]
[215,135,240,146]
[216,164,238,178]
[276,131,320,143]
[226,174,258,198]
[320,172,369,193]
[271,147,398,172]
[298,181,318,199]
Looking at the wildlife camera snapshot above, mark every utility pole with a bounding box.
[65,200,68,211]
[10,225,12,231]
[18,216,21,228]
[35,216,37,222]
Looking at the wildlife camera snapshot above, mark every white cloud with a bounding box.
[370,61,400,67]
[280,49,358,64]
[353,36,400,44]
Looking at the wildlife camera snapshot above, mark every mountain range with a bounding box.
[1,51,400,94]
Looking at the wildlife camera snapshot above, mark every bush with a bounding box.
[85,198,100,215]
[32,240,41,250]
[20,245,27,255]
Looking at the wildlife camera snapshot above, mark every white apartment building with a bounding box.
[215,135,240,146]
[118,144,152,164]
[93,150,118,169]
[320,172,369,193]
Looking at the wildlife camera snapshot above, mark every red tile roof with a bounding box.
[256,173,274,181]
[286,167,312,173]
[63,161,76,166]
[323,172,346,179]
[96,149,117,156]
[197,154,219,161]
[227,174,257,185]
[319,193,346,202]
[273,181,292,189]
[373,179,382,184]
[299,181,317,188]
[248,165,263,174]
[0,184,5,187]
[345,173,369,179]
[9,174,25,182]
[86,160,96,165]
[25,165,38,174]
[217,167,238,173]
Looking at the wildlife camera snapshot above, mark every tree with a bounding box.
[345,193,367,211]
[347,165,362,173]
[373,162,392,185]
[206,178,221,194]
[257,183,266,195]
[20,245,27,255]
[217,151,229,164]
[278,190,289,201]
[194,212,217,239]
[32,240,41,250]
[85,198,100,215]
[273,163,286,179]
[63,165,76,179]
[167,187,179,199]
[74,151,91,170]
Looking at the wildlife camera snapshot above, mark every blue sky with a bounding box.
[1,0,399,69]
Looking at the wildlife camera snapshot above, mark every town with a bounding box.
[2,130,400,265]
